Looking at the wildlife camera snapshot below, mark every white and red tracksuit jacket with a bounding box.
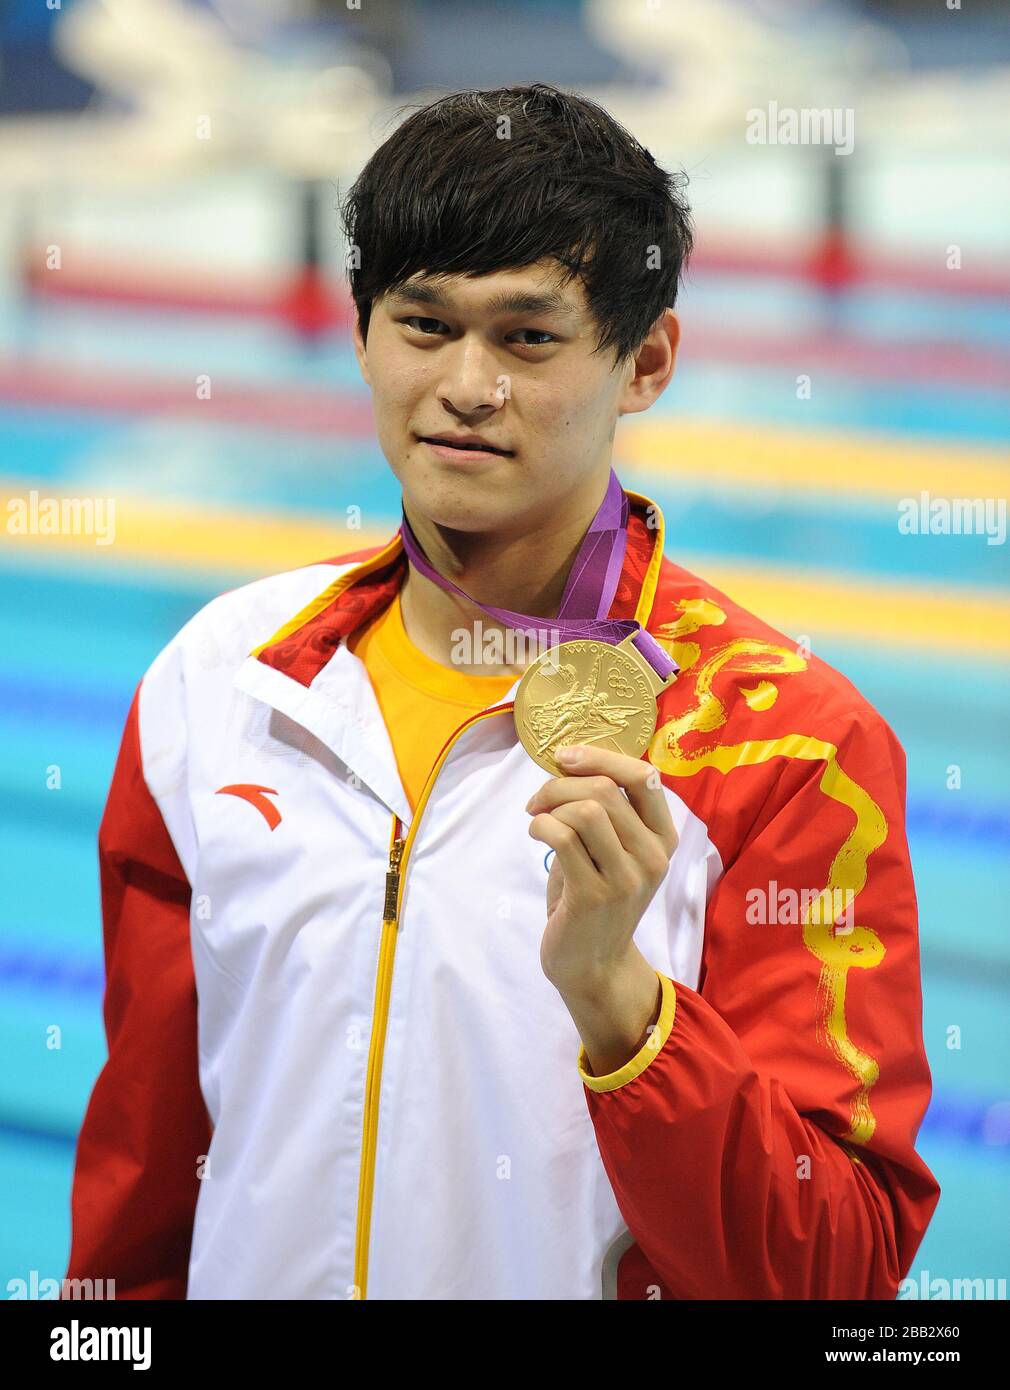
[64,487,940,1299]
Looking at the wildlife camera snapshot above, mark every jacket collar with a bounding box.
[232,487,667,821]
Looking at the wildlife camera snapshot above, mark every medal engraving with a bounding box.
[514,635,672,776]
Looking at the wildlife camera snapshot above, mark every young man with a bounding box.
[65,83,939,1300]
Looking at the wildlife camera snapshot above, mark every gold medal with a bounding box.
[513,633,677,776]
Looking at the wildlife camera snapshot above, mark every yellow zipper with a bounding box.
[352,700,515,1299]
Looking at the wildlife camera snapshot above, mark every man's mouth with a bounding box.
[418,435,513,457]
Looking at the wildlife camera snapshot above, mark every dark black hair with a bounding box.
[339,82,693,367]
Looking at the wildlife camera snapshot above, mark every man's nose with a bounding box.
[436,337,508,414]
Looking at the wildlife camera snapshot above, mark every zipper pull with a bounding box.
[383,835,405,924]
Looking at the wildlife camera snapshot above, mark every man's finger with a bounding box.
[527,774,665,864]
[536,799,636,883]
[554,745,679,853]
[528,809,602,890]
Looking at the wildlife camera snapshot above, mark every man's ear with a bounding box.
[352,313,370,386]
[618,310,680,418]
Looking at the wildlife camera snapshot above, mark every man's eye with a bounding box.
[403,316,447,336]
[400,318,555,348]
[510,329,556,347]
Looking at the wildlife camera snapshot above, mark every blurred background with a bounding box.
[1,0,1008,1298]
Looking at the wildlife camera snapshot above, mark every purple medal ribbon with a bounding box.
[397,468,678,683]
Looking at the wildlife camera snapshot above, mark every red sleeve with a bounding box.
[577,706,941,1299]
[63,682,211,1300]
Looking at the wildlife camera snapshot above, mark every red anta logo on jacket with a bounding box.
[215,784,282,830]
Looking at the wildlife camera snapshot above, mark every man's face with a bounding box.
[352,258,647,537]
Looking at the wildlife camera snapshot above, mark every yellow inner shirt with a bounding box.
[346,588,517,813]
